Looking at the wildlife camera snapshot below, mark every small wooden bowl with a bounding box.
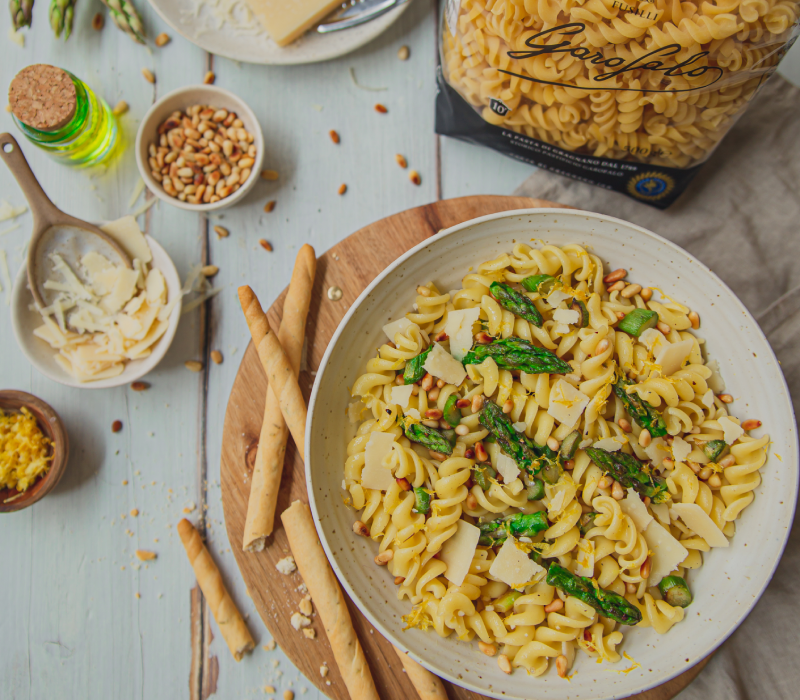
[0,390,69,513]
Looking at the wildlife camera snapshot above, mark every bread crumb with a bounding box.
[320,663,329,677]
[302,628,316,639]
[290,612,311,630]
[263,640,277,651]
[276,556,296,575]
[136,550,157,561]
[299,595,313,616]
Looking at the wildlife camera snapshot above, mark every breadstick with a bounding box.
[243,244,316,551]
[393,646,449,700]
[281,501,379,700]
[177,519,254,661]
[238,285,307,461]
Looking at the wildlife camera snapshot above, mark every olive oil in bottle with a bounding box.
[8,64,118,167]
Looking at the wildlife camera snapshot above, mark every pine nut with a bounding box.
[556,655,568,678]
[619,418,632,433]
[657,321,671,335]
[397,45,410,61]
[185,360,203,372]
[662,458,675,470]
[264,200,276,213]
[131,381,149,391]
[471,394,484,413]
[718,394,733,403]
[203,71,215,85]
[741,419,762,431]
[638,429,652,448]
[688,311,700,329]
[427,387,440,402]
[420,374,434,391]
[261,169,279,180]
[455,424,469,436]
[416,285,431,296]
[640,557,651,579]
[465,493,478,510]
[544,598,564,613]
[475,442,488,462]
[640,287,653,301]
[546,437,560,451]
[708,474,722,488]
[436,380,446,388]
[475,331,493,344]
[478,641,497,657]
[687,460,701,474]
[155,32,170,47]
[429,450,447,462]
[259,240,273,252]
[719,454,736,467]
[92,12,105,30]
[213,225,229,238]
[409,170,421,185]
[503,400,514,414]
[112,100,128,116]
[395,477,411,491]
[603,268,627,284]
[598,475,613,489]
[112,420,123,433]
[329,130,340,144]
[626,582,637,594]
[142,68,155,83]
[594,338,610,356]
[456,398,470,408]
[394,576,405,585]
[608,280,626,293]
[374,550,393,565]
[212,109,228,122]
[611,481,625,500]
[352,521,370,536]
[497,654,512,675]
[338,183,347,195]
[620,283,642,299]
[698,467,713,480]
[425,409,443,420]
[374,103,388,113]
[395,153,407,168]
[211,350,223,365]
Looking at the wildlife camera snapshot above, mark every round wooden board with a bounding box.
[220,195,712,700]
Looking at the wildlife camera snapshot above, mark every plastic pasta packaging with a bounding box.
[436,0,800,207]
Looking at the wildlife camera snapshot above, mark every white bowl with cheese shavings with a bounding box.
[305,208,798,700]
[11,216,182,389]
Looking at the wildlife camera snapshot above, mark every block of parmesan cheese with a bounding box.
[244,0,343,47]
[423,343,467,386]
[441,520,480,586]
[360,432,396,491]
[489,537,544,587]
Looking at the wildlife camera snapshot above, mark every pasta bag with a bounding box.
[436,0,800,207]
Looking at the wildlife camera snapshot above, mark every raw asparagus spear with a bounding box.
[703,440,726,462]
[658,575,692,607]
[479,400,540,473]
[10,0,33,29]
[403,345,432,385]
[489,281,543,327]
[585,447,669,503]
[613,376,667,437]
[478,512,549,546]
[101,0,145,44]
[463,337,571,375]
[401,418,453,455]
[49,0,73,38]
[546,564,642,625]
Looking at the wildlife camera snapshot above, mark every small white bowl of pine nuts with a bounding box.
[135,85,264,212]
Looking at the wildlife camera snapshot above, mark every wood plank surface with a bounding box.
[219,195,707,700]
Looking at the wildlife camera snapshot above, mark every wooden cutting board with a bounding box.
[220,195,711,700]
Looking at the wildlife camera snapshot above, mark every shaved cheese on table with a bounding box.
[574,538,595,577]
[100,215,152,263]
[593,436,626,452]
[489,537,545,587]
[0,200,27,222]
[390,384,414,409]
[360,432,396,491]
[422,343,466,386]
[655,338,694,377]
[619,489,653,531]
[444,307,480,361]
[670,503,729,548]
[382,317,418,343]
[718,417,744,445]
[643,520,689,585]
[553,308,579,325]
[547,379,590,429]
[671,436,692,462]
[495,452,520,484]
[441,520,480,586]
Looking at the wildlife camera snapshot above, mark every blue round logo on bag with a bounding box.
[628,172,675,201]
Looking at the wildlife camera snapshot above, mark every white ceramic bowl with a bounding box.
[11,235,182,389]
[306,209,798,700]
[135,85,265,212]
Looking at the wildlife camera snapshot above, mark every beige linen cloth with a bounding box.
[514,74,800,700]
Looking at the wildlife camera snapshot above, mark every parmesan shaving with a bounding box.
[128,177,146,209]
[0,200,28,222]
[0,249,11,305]
[0,224,20,237]
[131,196,157,220]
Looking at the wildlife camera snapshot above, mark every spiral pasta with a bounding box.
[344,241,770,678]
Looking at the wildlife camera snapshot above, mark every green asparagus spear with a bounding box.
[472,465,497,491]
[571,299,589,328]
[546,564,642,625]
[613,376,667,438]
[10,0,33,29]
[479,400,540,473]
[618,309,659,337]
[443,394,461,427]
[559,431,582,460]
[101,0,146,44]
[403,345,432,385]
[703,440,727,462]
[585,447,669,503]
[401,418,453,455]
[478,512,549,545]
[493,590,522,613]
[49,0,73,38]
[521,274,558,295]
[658,575,692,608]
[489,281,543,328]
[412,487,431,514]
[463,337,572,375]
[526,478,545,500]
[579,512,598,535]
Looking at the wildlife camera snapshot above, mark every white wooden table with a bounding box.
[2,4,799,698]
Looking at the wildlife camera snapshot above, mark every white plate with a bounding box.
[11,235,182,390]
[306,209,798,700]
[146,0,410,65]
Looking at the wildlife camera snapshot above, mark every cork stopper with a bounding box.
[9,64,77,132]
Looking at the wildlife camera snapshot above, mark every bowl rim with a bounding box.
[10,234,183,389]
[305,206,799,699]
[0,389,69,513]
[134,84,265,212]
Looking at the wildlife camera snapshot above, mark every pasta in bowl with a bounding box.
[306,209,797,700]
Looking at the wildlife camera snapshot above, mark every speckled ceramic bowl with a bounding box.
[306,208,798,700]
